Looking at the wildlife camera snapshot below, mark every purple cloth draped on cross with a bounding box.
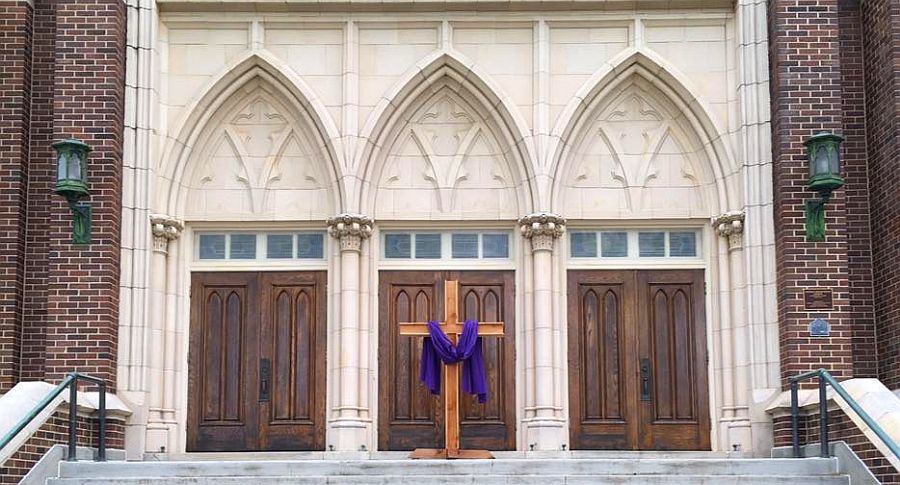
[419,319,488,403]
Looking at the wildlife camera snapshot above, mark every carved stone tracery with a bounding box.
[518,212,567,252]
[327,213,374,252]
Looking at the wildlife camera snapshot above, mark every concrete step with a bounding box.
[56,458,839,479]
[47,475,850,485]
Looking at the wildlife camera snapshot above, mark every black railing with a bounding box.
[0,372,107,462]
[790,368,900,461]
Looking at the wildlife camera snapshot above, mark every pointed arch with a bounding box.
[354,50,537,217]
[549,48,740,216]
[157,50,345,218]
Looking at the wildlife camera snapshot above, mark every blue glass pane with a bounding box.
[601,232,628,257]
[570,232,597,258]
[669,232,697,257]
[266,234,293,259]
[230,234,257,259]
[384,234,411,259]
[198,234,226,260]
[638,232,666,257]
[297,233,324,259]
[452,234,479,258]
[482,234,509,259]
[415,234,442,259]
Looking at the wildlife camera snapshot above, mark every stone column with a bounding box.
[519,212,566,450]
[327,213,373,450]
[713,211,752,451]
[146,214,183,453]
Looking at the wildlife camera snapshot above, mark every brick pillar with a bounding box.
[836,0,877,379]
[21,0,56,382]
[769,0,855,386]
[0,0,33,392]
[860,0,900,390]
[43,0,125,388]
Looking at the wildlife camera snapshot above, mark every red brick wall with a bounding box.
[0,409,124,484]
[860,0,900,390]
[769,0,856,386]
[837,0,878,379]
[15,0,126,389]
[0,0,32,392]
[775,411,900,484]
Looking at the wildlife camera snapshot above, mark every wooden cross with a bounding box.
[399,280,505,460]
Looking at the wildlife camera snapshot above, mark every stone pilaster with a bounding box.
[146,214,182,454]
[327,213,373,450]
[518,212,566,450]
[712,211,745,252]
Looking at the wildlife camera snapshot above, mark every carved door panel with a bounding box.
[258,272,327,451]
[188,271,326,452]
[378,271,445,451]
[568,269,709,450]
[378,271,516,451]
[454,271,516,451]
[636,270,710,450]
[188,272,260,451]
[567,270,637,450]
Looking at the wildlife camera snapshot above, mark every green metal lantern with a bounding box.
[804,132,844,242]
[52,139,92,245]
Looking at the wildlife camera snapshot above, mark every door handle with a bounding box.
[259,358,271,402]
[640,358,652,402]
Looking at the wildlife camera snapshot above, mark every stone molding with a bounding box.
[712,211,745,251]
[150,215,184,254]
[518,212,566,252]
[327,213,374,253]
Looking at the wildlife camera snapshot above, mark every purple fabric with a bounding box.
[419,320,488,403]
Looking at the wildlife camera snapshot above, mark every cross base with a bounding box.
[408,448,495,460]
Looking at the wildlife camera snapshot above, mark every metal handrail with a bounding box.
[0,372,107,462]
[790,368,900,461]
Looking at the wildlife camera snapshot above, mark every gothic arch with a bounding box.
[157,51,345,218]
[549,49,739,217]
[355,50,537,218]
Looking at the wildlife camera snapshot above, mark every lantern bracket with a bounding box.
[68,201,92,245]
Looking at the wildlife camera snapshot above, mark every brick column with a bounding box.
[769,0,854,385]
[43,0,126,388]
[0,0,33,391]
[860,0,900,389]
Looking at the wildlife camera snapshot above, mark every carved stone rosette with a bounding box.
[712,211,745,251]
[518,212,567,252]
[327,213,374,252]
[150,214,184,254]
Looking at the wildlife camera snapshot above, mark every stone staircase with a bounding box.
[48,455,849,485]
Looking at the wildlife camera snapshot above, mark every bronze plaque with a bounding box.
[804,289,833,310]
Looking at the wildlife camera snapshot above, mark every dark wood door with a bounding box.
[188,271,326,452]
[378,270,516,451]
[568,269,709,450]
[636,270,710,450]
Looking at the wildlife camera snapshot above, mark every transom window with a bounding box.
[196,232,325,261]
[569,230,700,259]
[382,232,511,260]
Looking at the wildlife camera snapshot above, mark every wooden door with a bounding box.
[188,272,261,451]
[568,269,709,450]
[567,270,637,450]
[258,272,327,450]
[378,270,516,451]
[636,270,710,450]
[188,271,326,452]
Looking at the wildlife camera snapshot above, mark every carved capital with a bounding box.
[518,212,566,252]
[327,213,374,253]
[712,211,745,251]
[150,214,184,254]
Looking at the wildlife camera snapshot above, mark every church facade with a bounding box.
[0,0,897,465]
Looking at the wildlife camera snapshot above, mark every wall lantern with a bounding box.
[804,132,844,242]
[52,138,92,245]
